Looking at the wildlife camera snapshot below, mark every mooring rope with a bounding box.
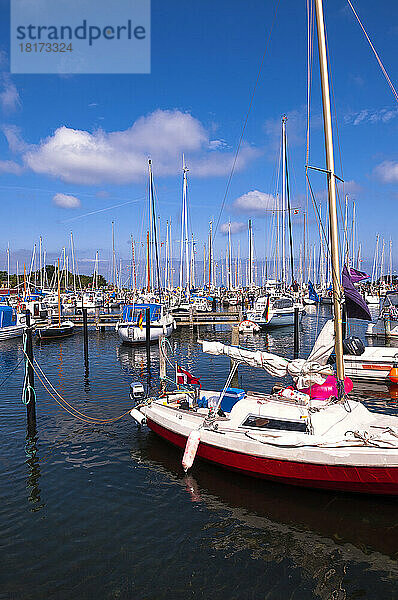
[22,346,134,424]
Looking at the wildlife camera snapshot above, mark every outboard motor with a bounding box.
[129,381,146,402]
[342,336,365,356]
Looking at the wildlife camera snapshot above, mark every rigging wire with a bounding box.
[346,0,398,104]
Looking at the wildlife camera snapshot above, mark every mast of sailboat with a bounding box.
[228,221,232,290]
[57,258,61,327]
[344,195,349,265]
[314,0,344,383]
[169,220,173,289]
[351,200,356,267]
[39,236,43,290]
[248,219,253,288]
[183,158,190,295]
[282,118,286,286]
[208,221,213,290]
[146,230,150,293]
[70,232,77,294]
[111,221,116,290]
[7,242,10,290]
[389,238,392,287]
[284,118,295,286]
[164,224,169,290]
[371,234,379,284]
[356,242,361,271]
[190,233,195,289]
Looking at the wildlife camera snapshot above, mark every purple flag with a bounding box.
[342,265,371,321]
[348,267,369,283]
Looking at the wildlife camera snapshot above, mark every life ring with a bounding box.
[238,319,260,333]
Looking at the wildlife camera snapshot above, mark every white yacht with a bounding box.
[246,296,304,329]
[116,303,174,344]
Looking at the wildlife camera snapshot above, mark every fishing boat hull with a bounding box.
[145,414,398,495]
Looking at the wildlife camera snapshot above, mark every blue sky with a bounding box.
[0,0,397,277]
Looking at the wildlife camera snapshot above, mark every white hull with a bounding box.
[117,322,173,344]
[247,308,303,329]
[344,346,398,382]
[0,325,24,340]
[365,295,380,306]
[132,395,398,494]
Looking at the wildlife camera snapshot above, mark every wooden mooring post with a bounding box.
[25,310,36,433]
[82,307,89,371]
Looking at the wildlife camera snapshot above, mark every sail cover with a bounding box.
[201,319,335,389]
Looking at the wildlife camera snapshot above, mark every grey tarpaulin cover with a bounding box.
[201,319,335,389]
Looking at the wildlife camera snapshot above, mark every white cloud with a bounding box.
[233,190,276,215]
[2,125,30,153]
[344,107,398,126]
[374,161,398,183]
[0,159,24,175]
[0,74,21,113]
[53,193,81,209]
[22,110,257,185]
[344,180,362,194]
[220,221,246,235]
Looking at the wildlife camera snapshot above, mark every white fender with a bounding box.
[182,430,201,472]
[130,408,146,425]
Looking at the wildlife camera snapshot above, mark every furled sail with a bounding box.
[200,319,335,389]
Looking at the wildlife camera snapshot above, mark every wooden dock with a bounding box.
[42,309,242,330]
[173,310,241,326]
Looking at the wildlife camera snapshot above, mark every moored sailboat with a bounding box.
[129,0,398,494]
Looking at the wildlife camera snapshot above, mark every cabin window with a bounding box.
[385,294,398,307]
[241,414,307,432]
[273,299,293,310]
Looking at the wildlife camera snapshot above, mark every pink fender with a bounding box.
[299,375,353,400]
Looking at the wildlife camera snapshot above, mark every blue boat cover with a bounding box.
[122,304,162,323]
[0,305,16,328]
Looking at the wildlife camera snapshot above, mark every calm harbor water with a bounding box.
[1,305,397,600]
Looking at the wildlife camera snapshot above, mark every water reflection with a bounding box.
[24,430,44,512]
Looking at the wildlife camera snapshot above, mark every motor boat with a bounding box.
[246,296,303,329]
[0,305,25,340]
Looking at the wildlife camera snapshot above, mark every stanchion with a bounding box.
[230,325,239,388]
[159,334,166,386]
